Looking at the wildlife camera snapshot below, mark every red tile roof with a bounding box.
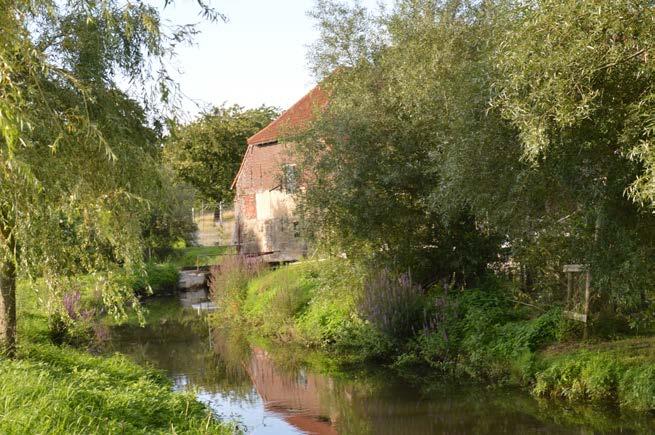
[247,85,328,146]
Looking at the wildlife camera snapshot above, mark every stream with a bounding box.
[106,296,655,434]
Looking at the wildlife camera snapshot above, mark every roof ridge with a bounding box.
[246,84,327,146]
[232,84,328,190]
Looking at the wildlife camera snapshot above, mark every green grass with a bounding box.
[169,246,232,269]
[0,344,230,434]
[214,259,390,360]
[0,281,234,434]
[533,338,655,411]
[242,264,316,338]
[210,259,655,413]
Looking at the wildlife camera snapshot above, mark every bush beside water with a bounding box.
[41,264,181,347]
[131,263,180,297]
[534,346,655,411]
[210,258,655,413]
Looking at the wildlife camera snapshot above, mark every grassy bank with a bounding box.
[0,281,233,434]
[534,339,655,411]
[210,258,655,413]
[169,246,232,269]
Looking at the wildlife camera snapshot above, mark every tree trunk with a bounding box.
[0,257,16,358]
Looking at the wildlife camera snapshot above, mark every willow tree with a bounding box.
[300,0,504,283]
[0,0,221,356]
[490,0,655,318]
[303,0,655,319]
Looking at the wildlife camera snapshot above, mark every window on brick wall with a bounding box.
[282,164,298,193]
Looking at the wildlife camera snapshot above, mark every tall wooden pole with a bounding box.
[583,270,591,340]
[566,272,572,309]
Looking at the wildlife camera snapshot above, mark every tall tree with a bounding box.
[491,0,655,313]
[303,0,655,320]
[0,0,221,356]
[164,105,279,203]
[300,0,503,283]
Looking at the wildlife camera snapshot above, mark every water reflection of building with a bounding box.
[114,319,653,434]
[246,347,339,435]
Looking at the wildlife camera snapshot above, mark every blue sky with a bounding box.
[160,0,388,118]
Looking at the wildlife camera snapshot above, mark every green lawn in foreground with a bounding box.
[0,281,233,434]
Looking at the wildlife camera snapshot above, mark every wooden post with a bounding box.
[583,270,591,340]
[566,272,572,309]
[563,264,591,334]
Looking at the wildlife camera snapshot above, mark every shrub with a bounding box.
[397,289,463,370]
[48,291,99,347]
[395,284,564,380]
[533,351,655,412]
[209,255,266,324]
[358,269,426,340]
[131,263,180,297]
[403,329,453,370]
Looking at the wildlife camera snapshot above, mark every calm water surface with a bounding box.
[107,297,655,434]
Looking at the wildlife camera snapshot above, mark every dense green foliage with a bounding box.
[211,259,389,361]
[0,0,218,354]
[299,0,510,284]
[493,0,655,206]
[170,245,232,269]
[142,171,198,261]
[534,348,655,412]
[131,263,180,297]
[491,0,655,323]
[164,105,279,203]
[298,0,655,328]
[211,259,655,412]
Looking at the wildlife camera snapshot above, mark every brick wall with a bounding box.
[242,194,256,219]
[235,142,296,194]
[234,141,305,261]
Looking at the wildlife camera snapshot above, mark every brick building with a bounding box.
[231,85,327,262]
